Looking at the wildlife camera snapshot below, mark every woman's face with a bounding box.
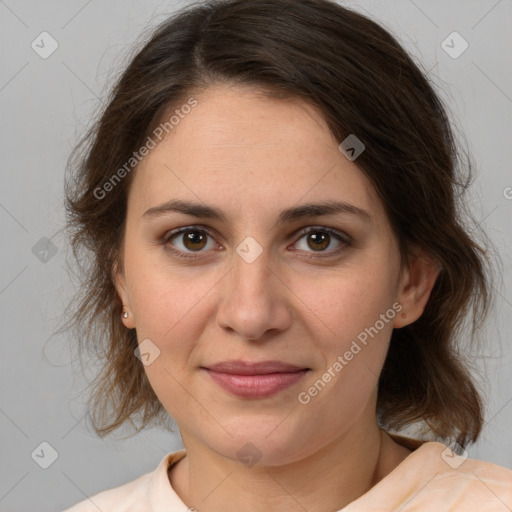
[115,84,429,466]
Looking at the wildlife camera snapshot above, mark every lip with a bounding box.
[202,360,310,398]
[205,360,308,375]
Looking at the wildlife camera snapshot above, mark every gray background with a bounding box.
[1,1,511,510]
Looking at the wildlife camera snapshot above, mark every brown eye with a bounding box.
[306,231,330,251]
[181,230,208,251]
[294,227,351,257]
[164,227,216,256]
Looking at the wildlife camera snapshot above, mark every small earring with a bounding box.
[122,311,129,319]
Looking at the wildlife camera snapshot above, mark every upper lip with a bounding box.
[203,360,309,375]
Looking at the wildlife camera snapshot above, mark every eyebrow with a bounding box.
[142,199,372,225]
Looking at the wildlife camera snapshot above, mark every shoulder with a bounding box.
[59,450,187,512]
[60,472,152,512]
[398,441,512,510]
[345,438,512,511]
[431,443,512,501]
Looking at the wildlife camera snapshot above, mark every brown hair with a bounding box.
[62,0,496,449]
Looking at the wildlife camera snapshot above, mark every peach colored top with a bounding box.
[62,436,512,511]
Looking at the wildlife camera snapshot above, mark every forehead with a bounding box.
[129,85,384,224]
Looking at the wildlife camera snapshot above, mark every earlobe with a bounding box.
[120,308,134,329]
[112,260,136,329]
[393,251,440,328]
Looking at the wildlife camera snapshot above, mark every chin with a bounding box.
[200,424,312,468]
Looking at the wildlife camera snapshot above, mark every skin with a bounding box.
[115,83,439,512]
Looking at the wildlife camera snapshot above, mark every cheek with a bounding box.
[124,234,208,331]
[129,267,213,346]
[287,256,399,402]
[127,265,214,418]
[125,251,231,394]
[291,270,396,428]
[291,263,398,344]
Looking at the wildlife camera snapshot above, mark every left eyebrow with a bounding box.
[142,199,372,224]
[276,201,372,224]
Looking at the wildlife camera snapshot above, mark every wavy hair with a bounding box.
[61,0,497,449]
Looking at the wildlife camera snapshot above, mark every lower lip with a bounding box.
[203,369,309,398]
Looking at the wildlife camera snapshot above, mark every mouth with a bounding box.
[201,360,311,398]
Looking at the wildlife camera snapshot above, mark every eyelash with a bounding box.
[160,225,352,261]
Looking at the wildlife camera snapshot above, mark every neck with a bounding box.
[168,423,409,512]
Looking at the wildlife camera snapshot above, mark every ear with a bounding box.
[112,259,136,329]
[393,248,440,328]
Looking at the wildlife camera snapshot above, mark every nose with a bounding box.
[215,244,293,342]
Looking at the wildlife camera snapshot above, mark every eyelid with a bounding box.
[161,224,352,259]
[162,224,216,242]
[297,225,352,244]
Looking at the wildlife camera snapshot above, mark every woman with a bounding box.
[61,0,512,510]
